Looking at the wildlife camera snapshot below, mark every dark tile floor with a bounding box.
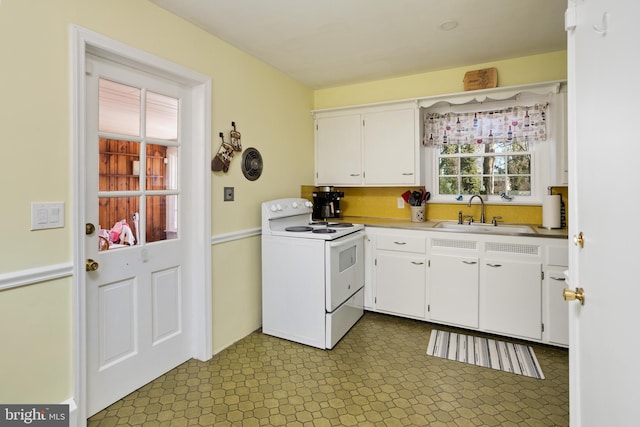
[89,312,569,426]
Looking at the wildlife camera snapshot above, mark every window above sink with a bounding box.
[420,81,567,205]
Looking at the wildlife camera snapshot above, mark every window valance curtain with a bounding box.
[422,103,548,146]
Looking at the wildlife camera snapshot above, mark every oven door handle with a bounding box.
[326,230,365,248]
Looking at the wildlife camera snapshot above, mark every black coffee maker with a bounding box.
[312,187,344,220]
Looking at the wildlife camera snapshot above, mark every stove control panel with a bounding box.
[263,198,313,219]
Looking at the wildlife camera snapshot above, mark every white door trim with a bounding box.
[70,25,212,426]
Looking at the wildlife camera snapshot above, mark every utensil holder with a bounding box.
[410,206,425,222]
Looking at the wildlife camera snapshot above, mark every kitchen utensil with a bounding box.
[408,192,416,206]
[411,191,421,206]
[401,190,411,203]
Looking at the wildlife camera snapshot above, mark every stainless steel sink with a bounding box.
[433,221,536,235]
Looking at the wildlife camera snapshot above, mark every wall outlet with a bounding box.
[224,187,234,202]
[397,197,405,209]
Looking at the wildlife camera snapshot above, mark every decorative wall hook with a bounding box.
[593,12,608,35]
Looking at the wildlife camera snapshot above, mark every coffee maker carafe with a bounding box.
[312,187,344,220]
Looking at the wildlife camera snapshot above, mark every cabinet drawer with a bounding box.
[377,233,426,253]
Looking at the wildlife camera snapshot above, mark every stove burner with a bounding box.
[313,228,336,234]
[327,223,354,228]
[285,226,314,232]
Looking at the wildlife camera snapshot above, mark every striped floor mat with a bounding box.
[426,329,545,379]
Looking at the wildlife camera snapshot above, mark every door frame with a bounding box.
[70,25,212,426]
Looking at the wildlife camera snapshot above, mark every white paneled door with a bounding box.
[84,56,192,416]
[567,0,640,425]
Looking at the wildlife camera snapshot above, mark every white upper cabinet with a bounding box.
[315,113,362,185]
[362,108,417,185]
[314,102,422,186]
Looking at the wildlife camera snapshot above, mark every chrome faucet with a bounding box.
[468,194,485,223]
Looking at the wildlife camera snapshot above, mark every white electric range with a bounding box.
[261,198,365,349]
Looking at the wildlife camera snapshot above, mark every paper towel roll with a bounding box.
[542,195,561,229]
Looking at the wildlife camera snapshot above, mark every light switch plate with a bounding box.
[31,202,65,230]
[224,187,234,202]
[397,197,405,209]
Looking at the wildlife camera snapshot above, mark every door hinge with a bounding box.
[374,297,377,304]
[374,258,377,266]
[541,323,545,333]
[541,271,545,280]
[427,304,430,312]
[428,259,431,267]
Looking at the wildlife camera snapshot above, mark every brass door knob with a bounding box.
[86,223,96,235]
[563,287,585,305]
[573,232,585,248]
[86,259,99,272]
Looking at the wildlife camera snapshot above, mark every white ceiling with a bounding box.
[149,0,567,89]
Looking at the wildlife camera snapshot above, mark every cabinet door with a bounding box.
[363,109,416,185]
[375,252,426,319]
[482,260,542,340]
[363,229,375,310]
[315,114,362,185]
[545,266,569,346]
[429,254,479,328]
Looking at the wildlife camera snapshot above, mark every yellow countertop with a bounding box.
[338,216,569,239]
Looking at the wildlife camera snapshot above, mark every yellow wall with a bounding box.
[0,278,72,403]
[0,0,313,404]
[313,50,567,109]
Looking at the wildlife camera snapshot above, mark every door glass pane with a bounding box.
[146,195,178,243]
[99,138,140,192]
[146,91,178,141]
[146,144,165,190]
[98,197,140,250]
[99,79,140,136]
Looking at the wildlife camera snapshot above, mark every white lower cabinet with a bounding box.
[372,229,426,319]
[365,226,568,347]
[544,266,569,346]
[363,228,376,310]
[429,254,479,329]
[544,244,569,346]
[375,252,426,318]
[482,259,542,340]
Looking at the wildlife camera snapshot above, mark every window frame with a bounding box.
[423,92,562,205]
